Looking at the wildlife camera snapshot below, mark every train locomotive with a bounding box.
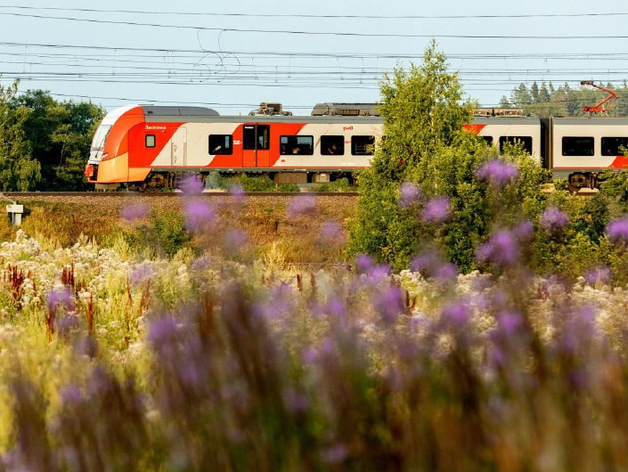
[85,102,628,190]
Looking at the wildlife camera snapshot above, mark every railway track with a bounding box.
[1,191,359,198]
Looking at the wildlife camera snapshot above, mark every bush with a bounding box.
[123,209,191,257]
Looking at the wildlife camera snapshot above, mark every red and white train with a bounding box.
[85,102,628,190]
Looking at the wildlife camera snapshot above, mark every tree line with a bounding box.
[0,79,105,191]
[499,81,628,117]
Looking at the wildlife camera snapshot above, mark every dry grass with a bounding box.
[0,195,358,264]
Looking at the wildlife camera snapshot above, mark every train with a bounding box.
[84,102,628,190]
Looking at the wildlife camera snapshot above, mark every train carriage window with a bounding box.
[257,125,270,150]
[243,125,256,150]
[351,135,375,155]
[602,137,628,156]
[482,136,494,146]
[145,134,156,148]
[499,136,532,155]
[321,135,345,155]
[562,137,594,156]
[244,125,270,150]
[280,135,314,155]
[208,134,233,155]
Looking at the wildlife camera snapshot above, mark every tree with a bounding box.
[12,91,105,190]
[348,42,475,270]
[348,44,550,272]
[0,79,41,191]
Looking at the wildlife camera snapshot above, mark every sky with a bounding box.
[0,0,627,115]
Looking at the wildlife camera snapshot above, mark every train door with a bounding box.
[171,127,187,167]
[242,124,270,168]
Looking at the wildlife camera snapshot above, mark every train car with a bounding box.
[465,115,543,163]
[85,103,383,190]
[85,103,628,190]
[549,117,628,189]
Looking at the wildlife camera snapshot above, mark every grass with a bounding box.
[2,189,628,470]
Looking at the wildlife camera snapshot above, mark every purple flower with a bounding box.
[259,284,296,320]
[368,264,390,283]
[129,263,154,286]
[283,388,310,413]
[315,297,346,318]
[46,286,75,312]
[584,266,611,285]
[287,195,317,218]
[229,183,246,202]
[399,182,421,208]
[476,159,520,185]
[410,252,457,282]
[184,201,215,232]
[59,384,83,406]
[320,221,346,244]
[223,229,248,252]
[56,314,80,338]
[320,444,349,464]
[421,196,450,223]
[433,262,458,282]
[541,207,569,231]
[514,220,534,240]
[441,301,470,327]
[179,175,205,195]
[410,252,438,273]
[147,316,179,346]
[476,230,519,266]
[606,217,628,243]
[355,254,374,273]
[302,345,319,365]
[373,286,405,323]
[496,311,522,335]
[121,203,149,222]
[191,256,212,271]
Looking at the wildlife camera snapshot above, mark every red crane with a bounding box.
[581,80,618,114]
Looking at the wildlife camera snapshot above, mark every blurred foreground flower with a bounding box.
[287,194,317,218]
[476,159,519,186]
[184,201,215,232]
[421,196,450,223]
[476,229,519,266]
[606,217,628,244]
[399,182,421,208]
[541,207,569,232]
[179,175,205,195]
[121,203,149,222]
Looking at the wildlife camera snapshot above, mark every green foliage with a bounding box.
[0,79,41,190]
[276,183,300,192]
[12,90,105,190]
[374,43,473,181]
[229,174,276,192]
[124,209,192,257]
[349,43,550,272]
[313,177,352,193]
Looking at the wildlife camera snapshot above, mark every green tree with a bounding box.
[13,91,105,190]
[348,43,473,270]
[0,79,40,191]
[348,44,550,272]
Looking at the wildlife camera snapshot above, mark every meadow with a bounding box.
[1,183,628,472]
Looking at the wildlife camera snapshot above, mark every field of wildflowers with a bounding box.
[2,173,628,471]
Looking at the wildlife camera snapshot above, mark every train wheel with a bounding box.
[568,172,589,193]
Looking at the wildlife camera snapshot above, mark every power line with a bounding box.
[0,5,626,20]
[2,11,628,39]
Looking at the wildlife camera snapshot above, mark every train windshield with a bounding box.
[91,125,111,152]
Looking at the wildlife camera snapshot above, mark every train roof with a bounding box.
[141,105,220,121]
[472,116,541,125]
[551,116,628,125]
